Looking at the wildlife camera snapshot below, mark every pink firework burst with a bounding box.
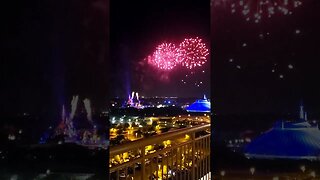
[148,43,181,71]
[179,37,209,69]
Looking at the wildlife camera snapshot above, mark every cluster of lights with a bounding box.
[147,43,181,70]
[229,54,295,79]
[147,37,209,71]
[181,70,207,87]
[271,63,294,79]
[179,37,209,69]
[228,0,303,23]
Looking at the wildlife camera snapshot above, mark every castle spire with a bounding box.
[299,102,304,120]
[304,112,308,121]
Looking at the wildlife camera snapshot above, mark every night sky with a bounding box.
[2,0,320,119]
[110,0,211,98]
[212,0,320,116]
[1,0,108,118]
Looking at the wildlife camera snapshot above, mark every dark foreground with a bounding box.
[0,143,108,180]
[212,142,320,179]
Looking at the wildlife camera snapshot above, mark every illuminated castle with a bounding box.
[186,95,211,113]
[55,96,96,140]
[126,91,142,108]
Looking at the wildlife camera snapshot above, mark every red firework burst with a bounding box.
[179,37,209,69]
[148,43,181,70]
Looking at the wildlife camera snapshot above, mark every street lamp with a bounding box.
[250,167,255,175]
[220,170,226,179]
[310,171,316,178]
[300,165,306,173]
[220,170,225,176]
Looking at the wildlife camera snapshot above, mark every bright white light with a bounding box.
[310,171,316,177]
[250,167,255,175]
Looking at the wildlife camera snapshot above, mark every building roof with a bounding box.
[244,120,320,160]
[186,95,211,113]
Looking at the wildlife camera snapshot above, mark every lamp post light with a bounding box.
[310,171,316,178]
[300,165,306,173]
[220,170,225,179]
[250,167,255,175]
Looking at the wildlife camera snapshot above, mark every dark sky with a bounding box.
[1,0,108,118]
[212,0,320,115]
[110,0,211,98]
[3,0,320,119]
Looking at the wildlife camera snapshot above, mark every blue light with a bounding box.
[245,120,320,160]
[186,98,211,113]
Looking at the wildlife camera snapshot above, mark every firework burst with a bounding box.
[148,43,181,71]
[179,37,209,69]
